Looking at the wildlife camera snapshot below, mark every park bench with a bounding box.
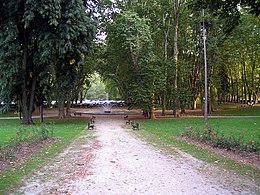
[88,122,94,130]
[126,119,131,125]
[74,112,82,116]
[247,101,255,106]
[131,121,139,130]
[90,117,95,124]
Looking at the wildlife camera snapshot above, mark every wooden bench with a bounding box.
[74,112,82,116]
[88,122,94,130]
[126,119,131,125]
[131,122,139,130]
[90,118,95,124]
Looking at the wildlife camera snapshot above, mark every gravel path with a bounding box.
[15,116,259,194]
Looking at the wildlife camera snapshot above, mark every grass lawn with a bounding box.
[0,117,89,193]
[140,118,260,144]
[138,117,260,179]
[212,105,260,116]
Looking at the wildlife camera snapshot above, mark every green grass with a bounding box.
[140,118,260,143]
[138,118,260,179]
[0,112,18,117]
[0,118,89,193]
[212,105,260,116]
[0,119,21,142]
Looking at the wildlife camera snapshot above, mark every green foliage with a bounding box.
[107,11,152,68]
[2,0,259,121]
[0,21,21,102]
[0,0,96,123]
[86,73,107,100]
[189,0,259,33]
[105,10,161,112]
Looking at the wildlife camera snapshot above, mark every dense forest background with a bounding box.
[0,0,259,124]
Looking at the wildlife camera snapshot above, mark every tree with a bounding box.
[106,11,159,118]
[0,0,95,124]
[221,14,260,104]
[190,0,260,34]
[96,0,259,117]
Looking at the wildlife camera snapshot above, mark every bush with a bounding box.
[0,124,53,161]
[180,124,259,152]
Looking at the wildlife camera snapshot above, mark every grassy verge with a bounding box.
[0,118,88,193]
[140,118,260,144]
[211,104,260,116]
[0,112,18,118]
[137,118,259,180]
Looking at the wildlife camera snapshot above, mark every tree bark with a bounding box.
[20,29,34,125]
[242,61,247,103]
[150,95,156,120]
[149,106,156,120]
[58,99,65,119]
[255,74,260,104]
[172,0,181,117]
[66,98,71,117]
[162,10,171,116]
[40,102,44,123]
[192,98,198,110]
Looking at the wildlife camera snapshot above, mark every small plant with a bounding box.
[180,124,259,152]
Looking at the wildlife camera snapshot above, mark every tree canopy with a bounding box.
[96,0,259,117]
[0,0,259,122]
[0,0,96,124]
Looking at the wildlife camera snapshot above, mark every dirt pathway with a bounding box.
[15,116,259,194]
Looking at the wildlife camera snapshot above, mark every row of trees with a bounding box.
[0,0,96,124]
[97,0,260,118]
[1,0,259,123]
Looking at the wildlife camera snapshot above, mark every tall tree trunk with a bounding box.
[251,53,256,103]
[235,73,239,102]
[21,30,34,125]
[242,61,247,103]
[40,101,44,123]
[58,99,65,119]
[209,84,214,113]
[66,98,71,117]
[162,93,167,116]
[162,11,171,116]
[230,73,234,102]
[172,0,181,117]
[150,106,156,120]
[49,62,66,119]
[255,74,260,104]
[150,96,156,120]
[192,98,198,110]
[80,90,83,103]
[29,76,37,119]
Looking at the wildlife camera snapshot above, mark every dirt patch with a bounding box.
[12,131,97,194]
[0,138,55,173]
